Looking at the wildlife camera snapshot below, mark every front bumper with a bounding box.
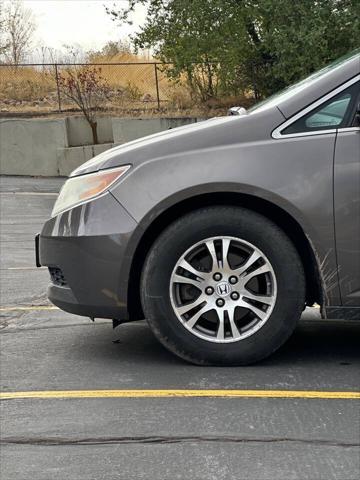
[36,192,138,320]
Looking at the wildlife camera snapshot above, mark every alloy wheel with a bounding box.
[169,236,277,343]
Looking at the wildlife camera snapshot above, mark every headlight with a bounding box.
[51,165,131,217]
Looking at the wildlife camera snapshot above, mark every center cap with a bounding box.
[215,281,232,297]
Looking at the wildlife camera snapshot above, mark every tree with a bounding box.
[2,0,36,64]
[107,0,360,99]
[108,0,244,101]
[61,44,87,63]
[88,40,132,61]
[32,45,59,64]
[58,66,109,144]
[0,1,9,59]
[240,0,360,96]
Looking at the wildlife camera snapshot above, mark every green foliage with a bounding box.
[107,0,360,100]
[245,0,360,96]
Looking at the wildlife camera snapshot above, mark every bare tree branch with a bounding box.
[57,66,110,144]
[1,0,36,64]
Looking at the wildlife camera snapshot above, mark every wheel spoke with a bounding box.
[176,295,207,316]
[216,310,225,340]
[242,264,271,284]
[233,250,262,276]
[238,299,267,320]
[186,303,211,329]
[205,240,218,271]
[172,274,204,288]
[227,306,241,340]
[242,290,274,306]
[178,259,205,280]
[221,238,231,270]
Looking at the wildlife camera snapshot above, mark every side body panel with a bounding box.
[111,131,340,305]
[334,129,360,307]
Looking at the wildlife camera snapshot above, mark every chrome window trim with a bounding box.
[337,127,360,133]
[272,74,360,139]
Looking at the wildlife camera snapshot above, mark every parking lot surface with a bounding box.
[0,176,359,480]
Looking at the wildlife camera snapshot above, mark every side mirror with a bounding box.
[228,106,247,116]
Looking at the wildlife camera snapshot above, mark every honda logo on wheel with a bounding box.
[215,282,231,297]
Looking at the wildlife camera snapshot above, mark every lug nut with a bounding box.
[229,276,238,284]
[205,286,214,295]
[216,298,225,307]
[213,272,222,281]
[230,292,239,301]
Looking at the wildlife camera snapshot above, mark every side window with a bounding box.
[282,82,359,135]
[305,93,351,128]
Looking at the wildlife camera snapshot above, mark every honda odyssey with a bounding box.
[36,51,360,365]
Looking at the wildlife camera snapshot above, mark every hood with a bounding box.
[71,52,359,178]
[70,115,254,177]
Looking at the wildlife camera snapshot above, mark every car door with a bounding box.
[334,81,360,312]
[273,77,359,310]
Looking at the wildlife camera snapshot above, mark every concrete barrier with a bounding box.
[57,143,116,176]
[0,118,67,176]
[66,116,113,147]
[0,116,204,176]
[112,117,200,143]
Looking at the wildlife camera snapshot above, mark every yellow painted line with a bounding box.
[1,389,359,400]
[0,306,58,312]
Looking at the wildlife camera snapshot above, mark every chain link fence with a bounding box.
[0,62,184,115]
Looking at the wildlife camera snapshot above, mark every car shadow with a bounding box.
[69,317,360,371]
[266,319,360,366]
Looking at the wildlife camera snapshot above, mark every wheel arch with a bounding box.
[127,191,324,320]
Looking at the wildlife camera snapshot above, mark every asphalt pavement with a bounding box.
[0,175,359,480]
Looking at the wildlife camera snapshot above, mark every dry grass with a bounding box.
[0,66,56,102]
[0,53,254,116]
[0,53,184,110]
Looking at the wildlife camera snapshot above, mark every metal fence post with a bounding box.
[54,64,62,112]
[154,63,161,109]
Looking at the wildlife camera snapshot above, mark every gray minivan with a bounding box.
[37,51,360,365]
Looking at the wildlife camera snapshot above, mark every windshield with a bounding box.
[248,49,360,114]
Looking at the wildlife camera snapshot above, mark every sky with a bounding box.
[24,0,146,52]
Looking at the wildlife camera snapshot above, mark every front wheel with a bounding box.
[141,206,305,365]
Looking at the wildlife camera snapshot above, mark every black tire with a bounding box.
[141,206,305,365]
